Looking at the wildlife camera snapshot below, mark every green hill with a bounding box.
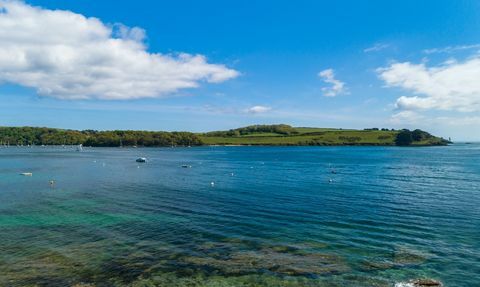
[199,124,449,146]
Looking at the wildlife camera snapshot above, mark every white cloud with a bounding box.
[389,110,425,124]
[378,58,480,112]
[364,43,390,53]
[423,44,480,54]
[0,0,239,100]
[318,69,347,97]
[246,105,271,114]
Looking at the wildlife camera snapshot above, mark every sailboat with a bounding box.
[76,144,83,151]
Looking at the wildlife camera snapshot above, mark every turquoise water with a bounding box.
[0,145,479,286]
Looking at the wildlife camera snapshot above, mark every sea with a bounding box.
[0,145,479,286]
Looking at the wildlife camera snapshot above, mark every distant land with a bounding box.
[199,125,450,146]
[0,125,450,147]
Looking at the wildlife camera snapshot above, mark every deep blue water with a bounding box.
[0,145,479,286]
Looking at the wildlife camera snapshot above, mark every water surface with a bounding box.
[0,145,479,286]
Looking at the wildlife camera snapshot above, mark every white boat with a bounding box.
[136,157,147,163]
[20,172,33,176]
[76,144,83,151]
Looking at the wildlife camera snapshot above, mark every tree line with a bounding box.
[394,129,449,146]
[204,124,298,137]
[0,127,202,147]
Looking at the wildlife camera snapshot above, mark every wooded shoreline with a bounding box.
[0,125,450,147]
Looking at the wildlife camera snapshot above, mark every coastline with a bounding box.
[204,142,450,147]
[0,125,451,148]
[1,142,451,148]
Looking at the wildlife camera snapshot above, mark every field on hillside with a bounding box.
[200,128,399,145]
[199,126,448,146]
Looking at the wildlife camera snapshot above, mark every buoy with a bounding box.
[210,181,215,187]
[230,172,234,176]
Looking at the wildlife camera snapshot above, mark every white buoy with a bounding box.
[210,181,215,187]
[230,172,234,176]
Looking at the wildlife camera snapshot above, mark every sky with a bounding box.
[0,0,479,140]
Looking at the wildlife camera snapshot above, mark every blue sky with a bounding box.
[1,0,480,140]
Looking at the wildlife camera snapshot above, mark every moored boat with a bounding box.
[136,157,147,163]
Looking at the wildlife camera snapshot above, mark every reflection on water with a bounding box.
[0,145,479,286]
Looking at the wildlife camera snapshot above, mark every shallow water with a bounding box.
[0,145,479,286]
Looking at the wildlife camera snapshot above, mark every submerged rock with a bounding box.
[299,240,329,249]
[128,272,362,287]
[359,259,395,271]
[182,247,349,277]
[411,279,443,287]
[360,246,430,272]
[395,278,443,287]
[393,246,428,266]
[261,244,307,255]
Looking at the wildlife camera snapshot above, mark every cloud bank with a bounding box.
[0,0,239,100]
[318,69,346,97]
[379,58,480,113]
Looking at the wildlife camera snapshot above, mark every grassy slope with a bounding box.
[199,128,445,146]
